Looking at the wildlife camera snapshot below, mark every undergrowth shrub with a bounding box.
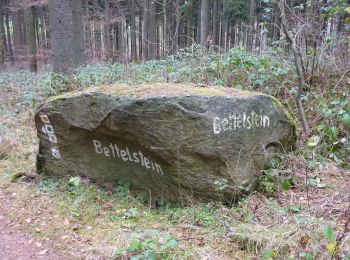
[38,73,71,96]
[308,91,350,167]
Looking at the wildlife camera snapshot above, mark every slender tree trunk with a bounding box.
[200,0,209,49]
[148,0,156,59]
[72,0,86,67]
[13,0,22,59]
[174,0,180,51]
[24,5,37,72]
[92,0,102,60]
[103,0,111,62]
[43,5,50,49]
[279,0,310,137]
[0,2,5,65]
[163,0,167,57]
[248,0,256,51]
[49,0,74,74]
[130,0,137,60]
[142,0,149,60]
[118,20,124,60]
[186,17,193,47]
[5,1,14,64]
[212,0,219,47]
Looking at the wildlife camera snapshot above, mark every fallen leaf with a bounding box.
[103,201,114,209]
[38,249,48,255]
[61,235,69,240]
[300,234,310,248]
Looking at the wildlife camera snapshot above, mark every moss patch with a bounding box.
[48,83,266,101]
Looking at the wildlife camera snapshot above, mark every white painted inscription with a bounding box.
[93,139,164,175]
[213,110,270,134]
[40,114,61,159]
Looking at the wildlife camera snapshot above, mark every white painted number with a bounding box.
[40,114,61,159]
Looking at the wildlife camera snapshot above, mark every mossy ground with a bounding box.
[1,82,349,259]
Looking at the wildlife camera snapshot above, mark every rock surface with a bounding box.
[35,84,297,203]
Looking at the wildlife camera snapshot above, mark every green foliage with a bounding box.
[116,178,132,197]
[115,230,179,259]
[38,177,60,193]
[69,176,81,187]
[263,250,279,259]
[323,225,337,255]
[67,176,85,196]
[259,155,296,195]
[74,63,124,87]
[208,47,291,92]
[38,73,70,96]
[283,204,302,213]
[299,252,314,260]
[123,207,138,219]
[309,92,350,167]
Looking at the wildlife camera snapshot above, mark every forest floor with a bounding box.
[0,91,349,260]
[0,59,350,258]
[0,206,65,260]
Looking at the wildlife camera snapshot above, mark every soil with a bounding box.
[0,191,64,260]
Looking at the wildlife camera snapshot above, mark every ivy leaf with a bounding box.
[127,239,141,252]
[69,176,81,187]
[166,239,178,248]
[341,113,350,126]
[323,225,336,243]
[123,208,138,218]
[306,135,320,148]
[290,204,301,213]
[282,180,291,191]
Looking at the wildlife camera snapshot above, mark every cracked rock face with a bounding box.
[35,84,297,203]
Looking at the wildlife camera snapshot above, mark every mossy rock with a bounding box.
[35,84,297,204]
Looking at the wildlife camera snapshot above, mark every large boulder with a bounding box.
[35,84,296,203]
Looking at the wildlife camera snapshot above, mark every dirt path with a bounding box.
[0,213,64,260]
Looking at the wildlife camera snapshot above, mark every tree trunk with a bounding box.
[12,0,23,59]
[130,0,137,60]
[279,0,310,137]
[248,0,256,51]
[72,0,86,67]
[103,0,112,62]
[0,2,5,65]
[148,0,156,59]
[117,20,124,60]
[92,0,102,60]
[212,0,219,47]
[163,0,167,57]
[24,6,37,72]
[142,0,149,60]
[49,0,74,74]
[5,1,14,64]
[200,0,209,49]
